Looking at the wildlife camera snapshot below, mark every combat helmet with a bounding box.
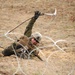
[31,32,42,43]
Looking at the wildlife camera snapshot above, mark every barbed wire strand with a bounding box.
[0,30,74,75]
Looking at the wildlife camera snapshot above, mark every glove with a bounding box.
[34,11,41,19]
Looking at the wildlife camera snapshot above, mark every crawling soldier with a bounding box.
[2,11,43,61]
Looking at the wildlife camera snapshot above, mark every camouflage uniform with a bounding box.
[2,11,42,60]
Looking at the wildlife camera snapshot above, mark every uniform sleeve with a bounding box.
[24,17,38,37]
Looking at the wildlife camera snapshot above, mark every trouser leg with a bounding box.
[2,45,15,56]
[2,43,22,56]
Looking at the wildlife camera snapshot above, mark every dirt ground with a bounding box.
[0,0,75,75]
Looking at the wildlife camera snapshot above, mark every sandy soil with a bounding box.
[0,0,75,75]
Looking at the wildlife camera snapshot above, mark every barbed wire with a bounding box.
[0,30,75,75]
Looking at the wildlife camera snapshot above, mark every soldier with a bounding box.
[2,11,43,61]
